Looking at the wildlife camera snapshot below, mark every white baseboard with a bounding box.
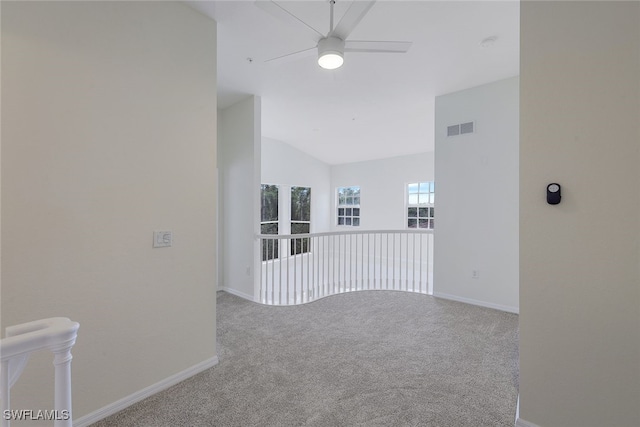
[514,395,541,427]
[219,286,255,302]
[73,356,219,427]
[515,418,541,427]
[433,292,519,314]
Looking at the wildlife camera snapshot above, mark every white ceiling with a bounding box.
[187,1,519,165]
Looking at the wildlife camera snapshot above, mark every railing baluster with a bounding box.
[259,237,263,303]
[344,234,348,292]
[360,233,364,291]
[385,233,389,289]
[339,234,342,293]
[278,240,286,305]
[378,233,382,290]
[428,233,431,294]
[307,237,311,302]
[312,236,316,302]
[412,233,416,292]
[332,234,336,294]
[322,235,326,298]
[343,234,346,292]
[373,233,377,289]
[288,239,291,304]
[358,233,362,291]
[309,237,320,301]
[419,233,423,293]
[348,234,351,291]
[393,233,396,290]
[270,239,275,304]
[320,236,329,297]
[318,236,322,299]
[366,233,370,290]
[353,233,357,291]
[405,232,409,291]
[338,234,342,293]
[320,235,324,298]
[264,238,268,304]
[398,233,402,291]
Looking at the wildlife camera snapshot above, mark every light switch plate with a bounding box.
[153,231,172,248]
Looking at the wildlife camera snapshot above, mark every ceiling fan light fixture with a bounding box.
[317,37,345,70]
[318,52,344,69]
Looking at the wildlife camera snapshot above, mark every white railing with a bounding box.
[257,230,434,305]
[0,317,79,427]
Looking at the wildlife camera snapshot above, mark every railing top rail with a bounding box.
[1,317,80,361]
[256,229,434,239]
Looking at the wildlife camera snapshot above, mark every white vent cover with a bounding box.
[460,121,474,134]
[447,121,475,137]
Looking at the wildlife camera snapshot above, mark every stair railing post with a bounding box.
[52,346,74,427]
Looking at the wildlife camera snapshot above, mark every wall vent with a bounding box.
[460,121,474,134]
[447,121,475,137]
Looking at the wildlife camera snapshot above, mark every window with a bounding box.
[261,184,279,260]
[407,182,434,229]
[290,186,311,255]
[337,186,360,226]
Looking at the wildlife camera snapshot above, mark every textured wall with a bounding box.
[1,1,217,420]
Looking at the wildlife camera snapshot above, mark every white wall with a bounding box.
[433,77,519,313]
[261,137,331,233]
[1,1,217,423]
[519,2,640,426]
[330,153,435,231]
[218,96,261,300]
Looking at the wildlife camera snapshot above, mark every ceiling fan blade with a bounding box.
[329,0,376,41]
[255,1,324,43]
[265,46,316,64]
[344,40,412,53]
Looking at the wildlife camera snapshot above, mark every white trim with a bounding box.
[433,291,519,314]
[73,356,219,427]
[219,286,256,302]
[515,394,543,427]
[514,395,541,427]
[515,417,541,427]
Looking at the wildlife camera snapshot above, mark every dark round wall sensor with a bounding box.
[547,183,561,205]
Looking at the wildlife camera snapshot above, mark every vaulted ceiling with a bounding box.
[188,1,520,164]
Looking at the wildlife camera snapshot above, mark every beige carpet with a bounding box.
[92,291,519,426]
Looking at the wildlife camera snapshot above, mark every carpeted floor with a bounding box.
[92,291,519,426]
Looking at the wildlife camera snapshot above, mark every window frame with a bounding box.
[406,181,434,230]
[290,186,311,255]
[260,183,313,260]
[336,186,361,227]
[260,184,280,260]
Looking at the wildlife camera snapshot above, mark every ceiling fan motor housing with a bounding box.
[318,36,345,69]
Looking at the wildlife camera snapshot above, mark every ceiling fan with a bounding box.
[255,0,412,69]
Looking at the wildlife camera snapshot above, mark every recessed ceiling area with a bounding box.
[188,1,520,165]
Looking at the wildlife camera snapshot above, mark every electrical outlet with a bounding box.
[472,270,480,279]
[245,266,251,276]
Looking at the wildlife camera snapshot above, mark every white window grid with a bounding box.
[290,186,311,255]
[407,182,434,229]
[337,186,360,226]
[260,184,280,260]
